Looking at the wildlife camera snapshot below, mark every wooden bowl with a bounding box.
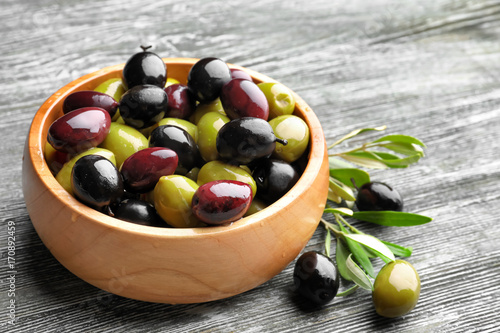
[22,58,329,304]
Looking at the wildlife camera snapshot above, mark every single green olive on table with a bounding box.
[293,125,432,319]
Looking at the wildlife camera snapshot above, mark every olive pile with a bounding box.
[45,48,311,228]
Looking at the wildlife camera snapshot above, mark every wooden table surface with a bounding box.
[1,0,500,332]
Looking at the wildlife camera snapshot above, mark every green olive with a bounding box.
[244,197,267,216]
[197,112,230,162]
[158,118,199,143]
[153,175,204,228]
[269,115,310,163]
[165,77,180,87]
[94,78,126,122]
[55,147,116,195]
[257,82,295,120]
[197,160,257,198]
[189,98,226,125]
[185,167,200,182]
[99,122,148,168]
[372,260,421,318]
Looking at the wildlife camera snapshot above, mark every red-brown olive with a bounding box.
[164,84,196,119]
[293,251,340,305]
[63,90,119,118]
[47,107,111,154]
[120,147,178,193]
[191,180,252,225]
[220,78,269,120]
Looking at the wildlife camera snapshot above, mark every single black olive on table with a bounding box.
[293,251,340,305]
[122,45,167,89]
[71,155,124,212]
[356,181,403,212]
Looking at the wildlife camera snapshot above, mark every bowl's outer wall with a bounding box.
[22,59,329,304]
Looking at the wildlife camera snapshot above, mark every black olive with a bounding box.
[71,155,124,211]
[252,158,299,204]
[113,199,167,227]
[293,251,340,305]
[356,181,403,211]
[187,57,232,103]
[122,46,167,89]
[119,84,168,129]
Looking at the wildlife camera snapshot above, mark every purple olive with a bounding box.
[47,107,111,154]
[164,84,196,119]
[120,147,178,193]
[220,78,269,120]
[230,68,253,81]
[63,90,119,118]
[191,180,252,225]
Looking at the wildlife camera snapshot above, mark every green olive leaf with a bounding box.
[329,156,356,169]
[338,224,375,278]
[335,239,352,281]
[329,177,356,202]
[324,207,353,216]
[382,142,424,157]
[345,254,373,291]
[344,151,421,168]
[327,187,343,203]
[340,154,389,169]
[372,134,426,147]
[328,125,387,149]
[329,168,371,188]
[352,211,433,227]
[325,228,332,257]
[381,240,413,257]
[343,234,395,263]
[336,284,359,297]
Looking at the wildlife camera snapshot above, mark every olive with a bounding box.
[158,118,199,143]
[94,78,127,103]
[149,125,201,175]
[216,117,287,165]
[257,82,295,120]
[197,111,230,162]
[99,122,148,168]
[63,90,119,118]
[293,251,340,305]
[153,175,204,228]
[220,78,269,120]
[71,155,124,211]
[119,84,168,129]
[244,197,267,216]
[356,181,403,212]
[122,46,167,89]
[164,84,196,119]
[48,107,111,154]
[191,180,252,225]
[187,57,232,103]
[252,158,300,204]
[120,147,178,193]
[230,68,253,81]
[189,98,226,125]
[44,141,70,175]
[113,198,167,227]
[197,160,257,199]
[372,260,421,318]
[269,115,310,163]
[56,147,116,195]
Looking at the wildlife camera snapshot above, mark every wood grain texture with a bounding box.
[1,0,500,332]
